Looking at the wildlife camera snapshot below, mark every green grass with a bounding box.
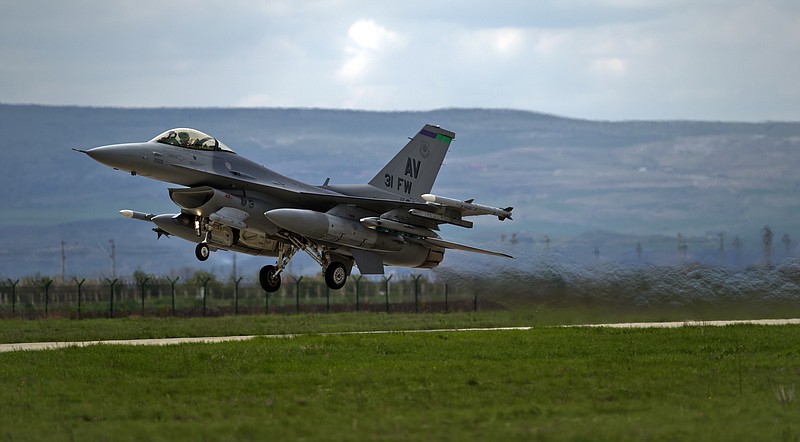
[2,299,800,345]
[1,325,800,441]
[0,312,517,344]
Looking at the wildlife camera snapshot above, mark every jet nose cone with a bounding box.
[85,146,114,165]
[84,143,147,171]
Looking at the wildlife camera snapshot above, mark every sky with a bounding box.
[1,0,799,121]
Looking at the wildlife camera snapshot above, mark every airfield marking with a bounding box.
[1,319,799,353]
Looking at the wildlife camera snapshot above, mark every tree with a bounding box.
[677,233,688,261]
[762,225,773,266]
[732,235,743,267]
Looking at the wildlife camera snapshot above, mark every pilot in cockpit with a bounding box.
[177,131,190,147]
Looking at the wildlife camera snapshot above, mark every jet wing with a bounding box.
[411,237,513,259]
[171,163,432,213]
[174,159,513,229]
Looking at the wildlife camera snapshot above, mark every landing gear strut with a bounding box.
[257,234,350,293]
[195,220,211,262]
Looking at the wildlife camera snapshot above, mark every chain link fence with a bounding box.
[0,274,482,320]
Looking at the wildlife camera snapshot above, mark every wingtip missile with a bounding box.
[119,210,154,221]
[421,194,513,220]
[420,193,437,203]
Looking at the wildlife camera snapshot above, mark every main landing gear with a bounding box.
[191,228,350,293]
[258,235,350,293]
[259,265,281,292]
[324,262,347,291]
[258,261,346,293]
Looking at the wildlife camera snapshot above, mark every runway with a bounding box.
[1,318,799,353]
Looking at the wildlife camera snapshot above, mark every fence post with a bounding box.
[168,277,179,316]
[294,276,303,314]
[75,278,86,320]
[444,282,449,313]
[265,290,269,315]
[383,275,393,313]
[43,278,53,317]
[326,285,330,313]
[233,277,243,316]
[473,292,479,312]
[139,275,150,316]
[413,274,422,313]
[105,278,118,318]
[355,275,363,312]
[7,279,19,318]
[200,277,211,317]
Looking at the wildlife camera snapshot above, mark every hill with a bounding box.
[1,105,798,278]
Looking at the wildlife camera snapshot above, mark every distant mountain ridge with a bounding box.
[1,104,797,278]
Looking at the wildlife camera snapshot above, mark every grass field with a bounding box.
[3,300,800,345]
[1,315,799,440]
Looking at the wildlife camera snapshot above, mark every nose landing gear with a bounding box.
[195,242,210,261]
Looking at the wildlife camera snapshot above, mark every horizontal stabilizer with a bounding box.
[422,237,513,259]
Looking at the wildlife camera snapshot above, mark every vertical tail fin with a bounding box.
[368,124,454,202]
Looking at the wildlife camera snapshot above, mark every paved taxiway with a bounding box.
[2,319,799,353]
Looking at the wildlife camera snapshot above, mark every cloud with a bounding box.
[487,28,525,54]
[590,57,627,76]
[0,1,799,120]
[347,19,400,50]
[338,19,403,82]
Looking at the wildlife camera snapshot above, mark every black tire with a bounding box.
[324,262,348,290]
[195,243,210,261]
[259,265,281,292]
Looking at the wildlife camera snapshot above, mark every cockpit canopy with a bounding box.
[151,128,235,153]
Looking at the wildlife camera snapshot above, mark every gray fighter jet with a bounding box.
[77,124,513,292]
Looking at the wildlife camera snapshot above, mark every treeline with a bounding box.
[2,260,799,320]
[438,259,800,312]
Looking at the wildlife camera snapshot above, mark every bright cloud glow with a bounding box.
[338,19,403,82]
[493,28,524,53]
[591,57,627,76]
[347,19,400,50]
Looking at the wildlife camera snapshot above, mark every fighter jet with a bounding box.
[77,124,513,292]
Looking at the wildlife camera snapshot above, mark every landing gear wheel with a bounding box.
[195,243,210,261]
[259,265,281,293]
[324,262,348,290]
